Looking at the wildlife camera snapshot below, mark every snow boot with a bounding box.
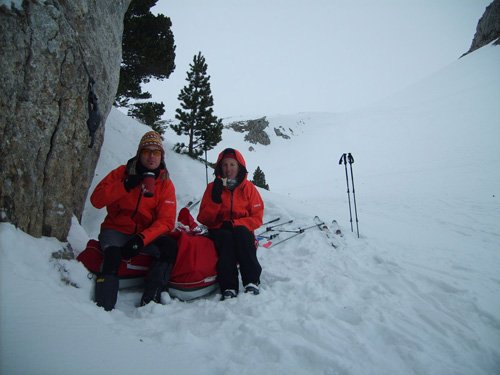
[140,261,172,306]
[94,274,119,311]
[220,289,238,301]
[244,283,260,295]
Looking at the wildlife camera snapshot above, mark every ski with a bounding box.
[313,216,341,248]
[330,220,343,237]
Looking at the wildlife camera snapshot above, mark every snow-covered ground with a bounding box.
[1,44,500,375]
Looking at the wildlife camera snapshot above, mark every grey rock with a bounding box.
[227,117,271,145]
[274,126,290,140]
[464,0,500,55]
[0,1,131,240]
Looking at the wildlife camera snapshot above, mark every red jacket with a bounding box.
[90,160,176,246]
[197,149,264,231]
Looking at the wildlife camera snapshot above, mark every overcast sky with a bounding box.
[148,0,491,119]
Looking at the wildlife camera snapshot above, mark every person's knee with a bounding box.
[154,235,178,263]
[101,246,121,274]
[210,229,234,247]
[232,226,254,242]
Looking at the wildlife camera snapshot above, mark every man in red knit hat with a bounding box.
[90,131,177,310]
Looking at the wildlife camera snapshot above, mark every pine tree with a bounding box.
[115,0,176,107]
[172,52,223,158]
[127,102,166,135]
[252,166,270,190]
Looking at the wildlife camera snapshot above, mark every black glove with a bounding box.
[211,178,224,204]
[124,174,141,192]
[121,235,144,259]
[221,221,233,230]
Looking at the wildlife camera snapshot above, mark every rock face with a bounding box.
[228,117,271,146]
[465,0,500,55]
[274,126,291,140]
[227,117,298,151]
[0,1,131,240]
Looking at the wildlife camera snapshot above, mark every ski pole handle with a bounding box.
[347,153,354,164]
[267,219,293,231]
[257,233,280,240]
[262,217,280,226]
[338,153,347,165]
[185,199,201,209]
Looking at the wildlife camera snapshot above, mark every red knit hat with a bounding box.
[137,131,164,155]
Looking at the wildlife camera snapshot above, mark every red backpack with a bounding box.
[167,207,218,300]
[167,230,218,300]
[76,239,153,278]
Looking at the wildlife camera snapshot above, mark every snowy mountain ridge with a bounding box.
[1,44,499,375]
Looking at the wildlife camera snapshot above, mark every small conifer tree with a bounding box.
[252,166,269,190]
[115,0,176,107]
[172,52,223,158]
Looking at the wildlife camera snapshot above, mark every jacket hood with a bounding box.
[214,148,248,180]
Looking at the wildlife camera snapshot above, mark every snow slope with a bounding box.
[1,45,499,375]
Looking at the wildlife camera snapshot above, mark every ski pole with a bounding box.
[274,223,319,234]
[269,232,302,247]
[347,153,360,238]
[262,217,280,226]
[267,223,321,248]
[256,219,293,236]
[204,146,209,186]
[185,199,201,210]
[256,233,280,241]
[266,219,293,231]
[339,153,353,232]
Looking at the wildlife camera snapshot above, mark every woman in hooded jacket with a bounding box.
[197,148,264,300]
[90,131,177,311]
